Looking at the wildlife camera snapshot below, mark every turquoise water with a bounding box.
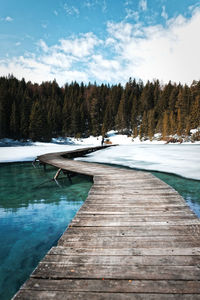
[0,163,92,300]
[152,171,200,217]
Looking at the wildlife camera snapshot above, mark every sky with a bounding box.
[0,0,200,86]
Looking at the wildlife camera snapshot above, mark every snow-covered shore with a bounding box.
[0,132,200,180]
[77,144,200,181]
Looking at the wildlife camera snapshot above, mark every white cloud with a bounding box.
[0,34,97,85]
[89,55,121,81]
[5,16,13,22]
[102,0,107,12]
[54,10,58,16]
[15,42,21,46]
[188,2,200,11]
[124,0,133,6]
[0,53,88,86]
[64,3,79,16]
[84,1,93,8]
[84,0,107,11]
[161,6,168,20]
[41,23,47,29]
[107,22,133,43]
[1,16,13,22]
[56,32,101,58]
[125,9,139,21]
[105,8,200,84]
[139,0,147,11]
[41,51,73,69]
[38,40,48,52]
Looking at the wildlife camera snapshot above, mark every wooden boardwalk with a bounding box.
[13,146,200,299]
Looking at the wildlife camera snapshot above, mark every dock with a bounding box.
[13,146,200,299]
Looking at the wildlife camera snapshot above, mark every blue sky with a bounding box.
[0,0,200,85]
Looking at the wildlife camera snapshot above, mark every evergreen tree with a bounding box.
[147,109,155,140]
[162,110,170,139]
[190,95,200,129]
[176,86,191,136]
[169,111,176,135]
[10,101,20,139]
[115,92,128,133]
[62,94,72,136]
[139,111,148,140]
[90,97,101,136]
[29,101,50,141]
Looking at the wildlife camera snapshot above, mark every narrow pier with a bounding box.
[13,146,200,299]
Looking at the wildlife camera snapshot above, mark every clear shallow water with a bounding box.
[152,171,200,217]
[0,163,92,300]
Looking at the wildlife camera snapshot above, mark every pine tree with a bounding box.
[190,95,200,129]
[29,101,50,141]
[162,110,170,140]
[176,86,191,136]
[10,101,20,139]
[147,109,155,140]
[139,111,148,140]
[115,92,127,133]
[90,97,101,136]
[169,111,176,135]
[62,94,72,136]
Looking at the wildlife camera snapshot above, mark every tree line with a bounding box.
[0,75,199,141]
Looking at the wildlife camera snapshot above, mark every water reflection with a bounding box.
[0,163,92,300]
[0,163,92,211]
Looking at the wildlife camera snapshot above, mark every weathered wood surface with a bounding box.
[13,146,200,300]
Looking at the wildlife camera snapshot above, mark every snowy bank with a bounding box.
[0,143,88,163]
[77,144,200,181]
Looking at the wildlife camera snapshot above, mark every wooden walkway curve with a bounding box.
[13,146,200,299]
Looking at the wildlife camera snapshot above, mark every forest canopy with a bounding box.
[0,75,199,142]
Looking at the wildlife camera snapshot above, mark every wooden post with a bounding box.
[54,168,62,180]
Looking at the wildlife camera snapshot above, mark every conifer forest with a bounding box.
[0,75,199,142]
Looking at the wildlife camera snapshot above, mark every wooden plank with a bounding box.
[58,235,199,243]
[49,245,200,256]
[22,278,200,294]
[70,220,200,227]
[32,263,200,280]
[77,207,195,217]
[72,215,197,221]
[59,240,200,249]
[42,254,200,266]
[63,225,200,237]
[13,290,200,300]
[79,205,192,212]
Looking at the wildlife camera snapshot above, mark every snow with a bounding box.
[0,143,87,163]
[190,128,199,134]
[0,133,200,180]
[77,144,200,180]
